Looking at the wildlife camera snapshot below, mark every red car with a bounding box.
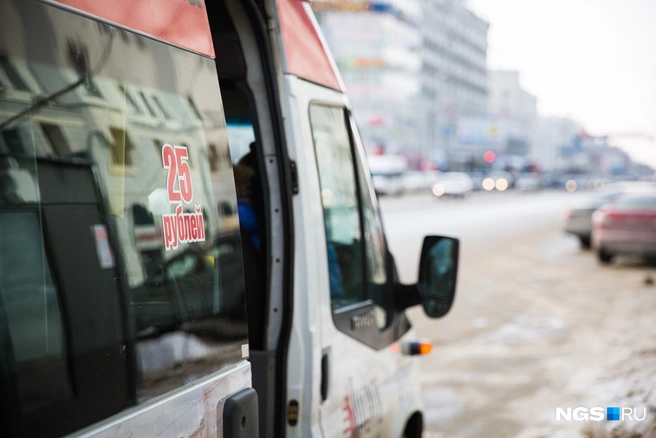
[592,193,656,263]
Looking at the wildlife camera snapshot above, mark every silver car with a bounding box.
[432,172,474,198]
[565,192,619,248]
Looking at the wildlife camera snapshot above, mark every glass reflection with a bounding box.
[0,0,247,432]
[423,238,457,317]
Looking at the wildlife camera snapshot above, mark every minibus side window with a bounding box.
[0,1,247,435]
[310,105,394,332]
[310,105,366,309]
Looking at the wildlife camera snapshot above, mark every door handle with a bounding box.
[321,350,330,402]
[223,388,259,438]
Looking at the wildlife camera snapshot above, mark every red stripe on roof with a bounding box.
[54,0,215,58]
[278,0,345,91]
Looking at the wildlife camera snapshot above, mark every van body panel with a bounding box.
[277,76,325,437]
[68,361,252,438]
[280,76,423,437]
[48,0,215,57]
[276,0,345,92]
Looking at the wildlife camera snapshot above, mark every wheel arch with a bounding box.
[403,410,424,438]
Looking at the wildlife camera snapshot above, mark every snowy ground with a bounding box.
[381,190,656,438]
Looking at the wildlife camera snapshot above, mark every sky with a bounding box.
[467,0,656,166]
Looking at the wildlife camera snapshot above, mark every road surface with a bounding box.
[380,190,656,438]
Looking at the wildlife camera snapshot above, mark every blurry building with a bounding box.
[312,1,422,155]
[487,71,537,158]
[559,135,631,176]
[455,116,526,168]
[453,71,536,170]
[488,71,537,121]
[421,0,489,162]
[536,117,583,171]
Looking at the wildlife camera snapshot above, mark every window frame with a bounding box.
[347,109,395,328]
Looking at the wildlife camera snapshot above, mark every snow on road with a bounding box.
[380,191,656,438]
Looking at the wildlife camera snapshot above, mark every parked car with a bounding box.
[403,170,428,192]
[540,172,561,188]
[565,192,621,248]
[422,170,441,189]
[515,173,541,191]
[592,193,656,263]
[368,155,408,196]
[371,172,405,196]
[432,172,474,198]
[566,183,656,248]
[485,170,513,191]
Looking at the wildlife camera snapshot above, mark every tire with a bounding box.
[403,412,423,438]
[597,249,613,264]
[579,235,591,249]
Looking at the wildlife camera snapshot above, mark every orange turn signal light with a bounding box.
[401,341,433,356]
[419,343,432,355]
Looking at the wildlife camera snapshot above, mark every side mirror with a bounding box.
[418,236,459,318]
[393,235,459,319]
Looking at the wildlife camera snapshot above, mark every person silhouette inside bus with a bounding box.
[326,227,345,302]
[232,144,265,349]
[233,150,260,251]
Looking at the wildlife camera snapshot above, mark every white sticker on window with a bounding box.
[92,224,115,269]
[241,344,249,358]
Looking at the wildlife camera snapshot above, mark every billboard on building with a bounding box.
[457,117,505,147]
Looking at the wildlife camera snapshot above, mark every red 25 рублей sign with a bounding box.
[161,144,205,251]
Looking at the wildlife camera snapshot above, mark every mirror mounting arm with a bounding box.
[392,283,429,311]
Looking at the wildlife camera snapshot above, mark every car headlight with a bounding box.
[482,178,495,191]
[495,178,509,191]
[432,184,445,196]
